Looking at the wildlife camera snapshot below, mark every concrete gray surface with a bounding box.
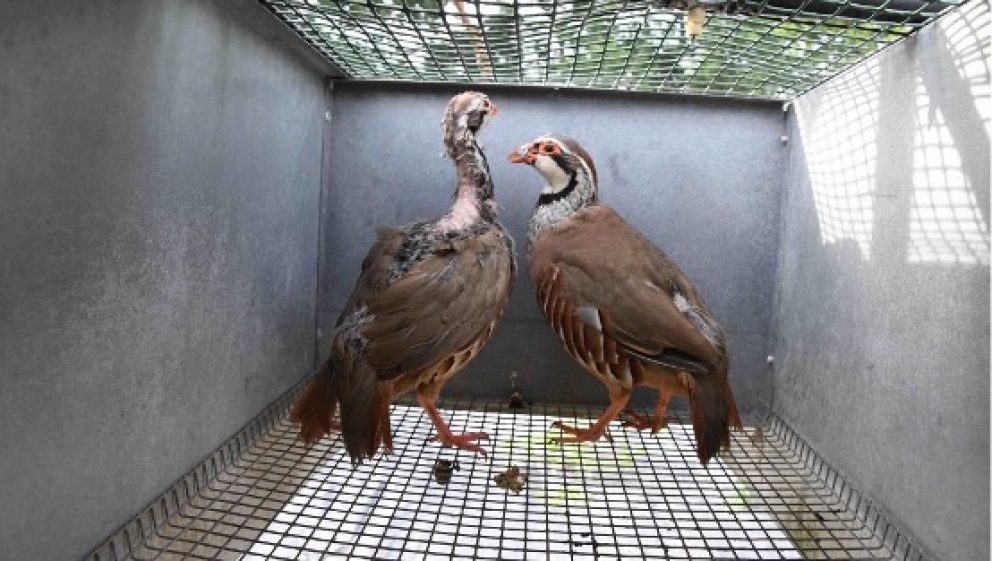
[0,1,326,559]
[772,3,990,560]
[322,83,786,416]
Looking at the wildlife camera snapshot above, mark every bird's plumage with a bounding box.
[291,92,514,463]
[362,224,515,380]
[530,205,721,371]
[513,135,741,464]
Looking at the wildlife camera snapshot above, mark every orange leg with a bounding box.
[417,391,489,456]
[622,390,672,434]
[550,392,631,444]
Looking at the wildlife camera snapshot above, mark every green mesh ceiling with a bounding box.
[260,0,965,99]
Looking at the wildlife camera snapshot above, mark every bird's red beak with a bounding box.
[488,100,499,117]
[508,145,535,165]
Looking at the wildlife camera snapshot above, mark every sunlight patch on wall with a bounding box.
[907,3,990,266]
[908,95,989,265]
[796,59,881,260]
[941,0,991,128]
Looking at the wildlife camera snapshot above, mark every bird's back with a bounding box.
[337,216,514,380]
[529,203,741,461]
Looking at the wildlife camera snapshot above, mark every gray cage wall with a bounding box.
[0,1,987,561]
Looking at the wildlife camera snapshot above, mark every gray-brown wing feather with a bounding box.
[337,227,406,325]
[529,205,723,373]
[362,227,514,379]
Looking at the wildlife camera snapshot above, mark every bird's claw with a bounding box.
[620,410,668,433]
[432,432,490,456]
[549,433,614,445]
[548,420,612,444]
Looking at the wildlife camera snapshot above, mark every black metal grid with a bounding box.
[94,398,929,560]
[258,0,967,99]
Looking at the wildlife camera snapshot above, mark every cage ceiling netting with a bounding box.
[260,0,965,98]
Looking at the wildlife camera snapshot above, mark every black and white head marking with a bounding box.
[527,136,596,203]
[516,135,598,241]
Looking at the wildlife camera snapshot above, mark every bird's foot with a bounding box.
[549,420,613,444]
[432,431,489,456]
[621,410,668,433]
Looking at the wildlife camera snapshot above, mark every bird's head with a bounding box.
[442,91,498,156]
[508,134,598,198]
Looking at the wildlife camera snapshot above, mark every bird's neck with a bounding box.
[439,130,496,232]
[528,173,597,243]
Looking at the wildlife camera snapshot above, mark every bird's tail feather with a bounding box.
[289,359,338,445]
[687,354,738,465]
[290,342,394,464]
[331,345,393,464]
[725,371,743,431]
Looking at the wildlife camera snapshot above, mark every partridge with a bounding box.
[290,92,515,463]
[509,135,741,464]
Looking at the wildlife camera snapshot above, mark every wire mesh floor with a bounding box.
[125,401,899,560]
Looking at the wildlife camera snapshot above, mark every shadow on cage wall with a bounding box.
[774,2,990,560]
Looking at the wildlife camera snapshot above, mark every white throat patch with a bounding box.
[535,155,572,194]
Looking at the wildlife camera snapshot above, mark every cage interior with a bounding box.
[0,1,987,561]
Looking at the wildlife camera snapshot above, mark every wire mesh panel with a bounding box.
[119,400,914,560]
[259,0,966,99]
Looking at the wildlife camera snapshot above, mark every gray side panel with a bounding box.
[772,3,990,560]
[323,83,785,415]
[0,1,326,559]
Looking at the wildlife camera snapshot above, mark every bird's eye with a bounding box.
[542,143,557,154]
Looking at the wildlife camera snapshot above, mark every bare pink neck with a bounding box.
[437,138,488,231]
[437,189,480,231]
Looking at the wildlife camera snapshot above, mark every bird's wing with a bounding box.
[336,227,407,325]
[361,226,514,379]
[530,205,722,372]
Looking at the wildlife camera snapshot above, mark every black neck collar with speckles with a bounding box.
[537,171,578,207]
